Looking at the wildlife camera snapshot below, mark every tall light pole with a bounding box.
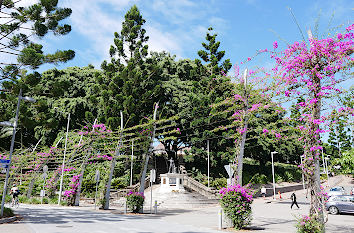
[325,156,330,186]
[237,69,249,185]
[130,139,134,186]
[207,139,210,188]
[271,151,278,199]
[1,89,36,217]
[58,113,70,205]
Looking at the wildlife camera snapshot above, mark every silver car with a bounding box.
[326,195,354,215]
[328,186,345,197]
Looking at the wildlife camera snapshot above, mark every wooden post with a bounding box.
[139,103,159,194]
[104,111,123,210]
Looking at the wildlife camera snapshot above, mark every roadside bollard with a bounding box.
[153,200,158,214]
[218,209,222,230]
[124,201,127,214]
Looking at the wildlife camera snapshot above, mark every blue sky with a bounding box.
[39,0,353,74]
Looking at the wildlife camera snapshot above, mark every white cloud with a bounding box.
[49,0,229,66]
[146,26,182,56]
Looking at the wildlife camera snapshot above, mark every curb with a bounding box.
[0,216,17,224]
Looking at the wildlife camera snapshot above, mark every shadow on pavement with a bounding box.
[252,216,294,227]
[18,207,124,224]
[17,205,196,224]
[327,223,354,233]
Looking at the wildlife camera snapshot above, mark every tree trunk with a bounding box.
[74,162,87,206]
[237,121,248,185]
[27,177,36,198]
[309,73,325,231]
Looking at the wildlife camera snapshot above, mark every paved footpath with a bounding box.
[1,176,353,233]
[0,204,224,233]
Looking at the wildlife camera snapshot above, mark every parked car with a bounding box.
[351,187,354,195]
[326,195,354,215]
[328,186,345,197]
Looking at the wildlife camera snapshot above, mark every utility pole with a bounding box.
[130,140,134,186]
[104,111,123,210]
[139,103,159,195]
[300,155,305,192]
[207,140,210,188]
[1,90,22,217]
[237,69,248,185]
[271,151,278,199]
[1,90,36,217]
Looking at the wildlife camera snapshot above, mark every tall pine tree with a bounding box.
[0,0,75,81]
[99,5,162,129]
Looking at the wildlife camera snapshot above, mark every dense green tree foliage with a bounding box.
[2,5,345,197]
[99,5,162,129]
[0,66,100,149]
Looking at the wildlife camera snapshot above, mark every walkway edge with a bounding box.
[0,216,17,224]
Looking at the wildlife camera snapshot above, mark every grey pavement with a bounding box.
[0,204,224,233]
[1,175,353,233]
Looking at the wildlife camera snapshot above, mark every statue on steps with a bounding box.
[168,158,176,173]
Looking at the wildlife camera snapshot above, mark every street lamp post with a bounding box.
[271,151,278,199]
[0,89,36,217]
[207,139,210,188]
[325,157,330,186]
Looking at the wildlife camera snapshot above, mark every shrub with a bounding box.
[284,171,294,182]
[112,176,128,189]
[29,197,41,204]
[249,173,268,184]
[295,214,323,233]
[60,200,68,206]
[18,195,30,203]
[126,191,144,213]
[219,184,254,229]
[49,197,58,204]
[2,207,14,218]
[211,178,227,189]
[42,197,49,204]
[0,195,11,204]
[99,198,106,209]
[275,174,283,183]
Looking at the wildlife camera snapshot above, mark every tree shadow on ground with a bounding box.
[16,205,196,224]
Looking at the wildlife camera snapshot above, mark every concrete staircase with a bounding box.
[143,184,219,209]
[110,183,219,210]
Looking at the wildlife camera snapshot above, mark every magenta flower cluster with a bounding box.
[63,174,82,200]
[126,191,145,199]
[219,184,253,202]
[78,123,112,136]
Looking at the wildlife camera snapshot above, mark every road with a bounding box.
[252,194,354,233]
[0,204,223,233]
[1,175,353,233]
[2,197,353,233]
